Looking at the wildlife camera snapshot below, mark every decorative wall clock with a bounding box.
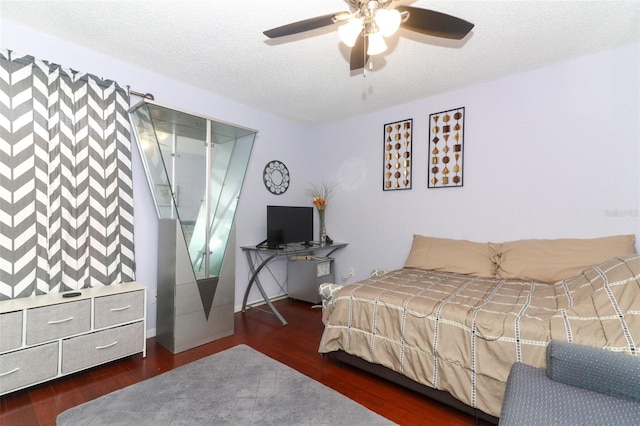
[263,160,290,194]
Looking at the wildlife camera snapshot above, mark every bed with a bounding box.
[319,234,640,421]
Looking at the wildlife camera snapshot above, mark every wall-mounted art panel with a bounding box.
[383,118,412,191]
[428,107,465,188]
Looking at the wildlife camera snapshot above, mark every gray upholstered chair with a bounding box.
[499,340,640,425]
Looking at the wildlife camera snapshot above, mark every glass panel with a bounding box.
[127,103,177,218]
[129,100,256,280]
[207,126,255,277]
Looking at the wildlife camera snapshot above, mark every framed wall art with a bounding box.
[383,118,412,191]
[428,107,465,188]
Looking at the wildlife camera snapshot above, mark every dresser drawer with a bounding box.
[0,342,58,394]
[94,290,144,329]
[0,311,23,352]
[26,299,91,345]
[61,321,144,374]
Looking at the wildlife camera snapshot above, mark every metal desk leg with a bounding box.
[241,250,288,326]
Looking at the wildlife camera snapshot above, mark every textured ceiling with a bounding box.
[2,0,640,125]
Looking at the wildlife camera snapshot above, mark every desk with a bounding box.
[241,242,348,325]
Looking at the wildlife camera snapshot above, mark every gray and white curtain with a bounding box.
[0,50,135,300]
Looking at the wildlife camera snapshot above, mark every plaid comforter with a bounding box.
[319,255,640,417]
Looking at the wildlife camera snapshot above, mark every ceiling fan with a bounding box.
[263,0,474,71]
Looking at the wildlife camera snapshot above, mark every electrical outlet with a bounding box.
[342,267,355,283]
[152,290,158,304]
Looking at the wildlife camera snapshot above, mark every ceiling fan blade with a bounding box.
[397,6,474,40]
[263,12,347,38]
[350,34,369,71]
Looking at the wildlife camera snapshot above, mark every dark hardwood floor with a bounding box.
[1,299,493,426]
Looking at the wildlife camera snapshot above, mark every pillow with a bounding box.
[404,235,495,277]
[492,234,637,283]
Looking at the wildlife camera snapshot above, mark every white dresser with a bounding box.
[0,282,146,396]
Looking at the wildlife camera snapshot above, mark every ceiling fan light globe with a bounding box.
[338,18,363,47]
[376,9,401,37]
[367,32,387,55]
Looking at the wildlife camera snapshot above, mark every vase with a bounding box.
[318,209,327,246]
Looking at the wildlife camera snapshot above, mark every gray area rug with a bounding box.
[57,344,395,425]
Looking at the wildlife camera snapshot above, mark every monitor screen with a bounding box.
[266,206,314,248]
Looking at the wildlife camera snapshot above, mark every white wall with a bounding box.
[3,19,639,334]
[307,42,640,284]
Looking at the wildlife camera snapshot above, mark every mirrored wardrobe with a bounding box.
[130,100,256,353]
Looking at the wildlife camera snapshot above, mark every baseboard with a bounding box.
[145,295,288,338]
[234,294,289,313]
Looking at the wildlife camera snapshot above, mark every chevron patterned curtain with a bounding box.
[0,50,135,300]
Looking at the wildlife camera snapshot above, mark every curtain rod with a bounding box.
[128,87,155,100]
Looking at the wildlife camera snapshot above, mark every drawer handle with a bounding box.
[110,305,131,312]
[95,341,118,350]
[48,316,74,324]
[0,367,20,377]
